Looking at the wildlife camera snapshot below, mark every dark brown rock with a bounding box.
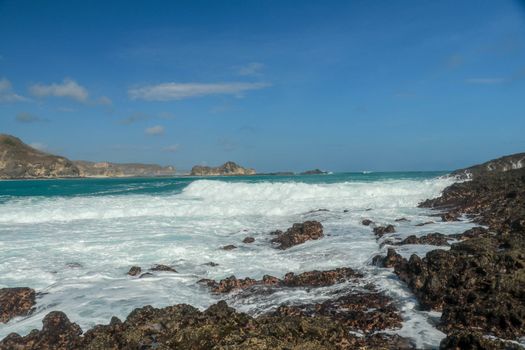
[440,330,524,350]
[0,287,36,323]
[242,236,255,244]
[271,221,324,249]
[373,248,406,269]
[150,264,177,273]
[361,219,374,226]
[126,266,141,276]
[0,311,82,349]
[393,233,451,246]
[373,225,396,238]
[222,244,237,250]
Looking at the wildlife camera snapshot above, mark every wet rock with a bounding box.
[270,221,324,249]
[200,267,363,294]
[373,248,406,269]
[439,330,524,350]
[361,219,374,226]
[449,226,489,240]
[204,262,219,267]
[0,299,413,349]
[395,217,410,222]
[138,272,154,279]
[243,236,255,244]
[198,276,258,293]
[343,209,349,213]
[222,244,237,250]
[282,268,362,287]
[394,232,451,246]
[0,287,36,323]
[441,212,460,222]
[373,225,396,238]
[150,264,177,273]
[127,266,141,276]
[415,221,434,227]
[65,262,83,269]
[0,311,82,349]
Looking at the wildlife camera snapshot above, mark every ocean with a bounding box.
[0,172,474,347]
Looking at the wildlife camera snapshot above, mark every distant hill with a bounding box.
[0,134,176,179]
[300,169,328,175]
[74,161,175,177]
[0,134,79,179]
[451,152,525,179]
[190,161,255,176]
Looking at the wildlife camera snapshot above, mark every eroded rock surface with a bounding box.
[0,287,36,323]
[271,221,324,249]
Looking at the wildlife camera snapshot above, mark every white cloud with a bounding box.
[129,82,270,101]
[238,62,265,76]
[163,144,179,153]
[97,96,112,105]
[145,125,165,135]
[0,78,27,102]
[30,78,89,102]
[465,78,505,85]
[15,112,45,123]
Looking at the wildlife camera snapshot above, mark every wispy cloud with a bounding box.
[129,82,271,101]
[163,144,179,153]
[30,78,89,102]
[0,78,27,103]
[238,62,265,76]
[97,96,112,106]
[145,125,165,135]
[465,78,506,85]
[119,111,175,125]
[15,112,46,123]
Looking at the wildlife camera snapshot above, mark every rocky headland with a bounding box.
[190,161,256,176]
[0,134,176,179]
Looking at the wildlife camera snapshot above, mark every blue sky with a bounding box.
[1,0,524,172]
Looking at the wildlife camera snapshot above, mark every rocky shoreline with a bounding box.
[1,156,525,349]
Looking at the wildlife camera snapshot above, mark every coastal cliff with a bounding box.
[190,161,255,176]
[0,134,176,179]
[0,134,79,179]
[74,161,175,177]
[451,152,525,179]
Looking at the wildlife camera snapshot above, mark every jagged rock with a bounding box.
[0,311,82,349]
[199,268,363,294]
[372,248,406,269]
[150,264,177,273]
[190,161,255,176]
[441,212,460,222]
[243,236,255,244]
[271,221,324,249]
[373,225,396,238]
[415,221,434,227]
[362,219,374,226]
[222,244,237,250]
[0,300,414,349]
[0,287,36,323]
[392,233,451,246]
[440,330,524,350]
[127,266,141,276]
[300,169,328,175]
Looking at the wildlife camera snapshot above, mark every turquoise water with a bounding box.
[0,171,448,199]
[0,171,470,347]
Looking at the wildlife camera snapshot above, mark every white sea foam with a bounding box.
[0,177,473,347]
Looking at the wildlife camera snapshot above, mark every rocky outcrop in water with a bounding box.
[300,168,328,175]
[74,161,175,177]
[389,166,525,345]
[270,221,324,249]
[0,287,36,323]
[199,268,363,294]
[190,161,255,176]
[0,134,79,179]
[0,299,413,350]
